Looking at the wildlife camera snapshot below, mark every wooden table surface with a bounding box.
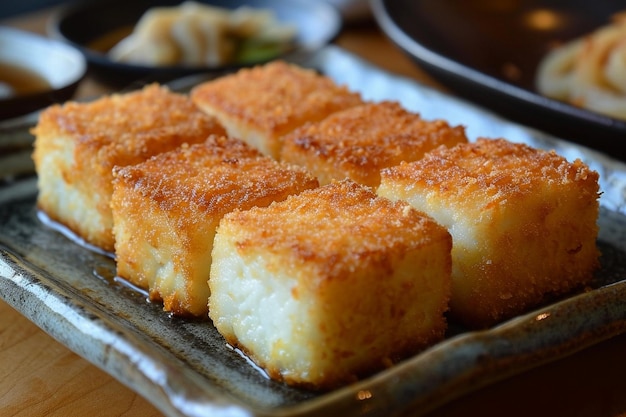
[2,5,626,417]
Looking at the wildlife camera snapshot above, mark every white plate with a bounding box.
[1,46,626,417]
[0,26,86,120]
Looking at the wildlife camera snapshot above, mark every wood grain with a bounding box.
[0,300,161,416]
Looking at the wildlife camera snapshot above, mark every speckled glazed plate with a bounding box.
[1,46,626,417]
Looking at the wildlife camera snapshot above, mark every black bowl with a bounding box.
[50,0,342,88]
[371,0,626,161]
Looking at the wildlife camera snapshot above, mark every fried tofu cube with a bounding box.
[111,135,318,317]
[377,138,601,328]
[280,101,468,187]
[209,180,452,389]
[31,84,226,252]
[190,60,364,159]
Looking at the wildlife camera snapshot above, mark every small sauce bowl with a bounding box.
[0,26,86,121]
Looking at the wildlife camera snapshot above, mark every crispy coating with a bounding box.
[377,138,601,327]
[280,101,468,187]
[210,179,452,389]
[32,84,225,251]
[111,135,318,316]
[190,60,363,159]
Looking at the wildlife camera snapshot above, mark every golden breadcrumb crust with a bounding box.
[281,100,468,187]
[378,138,601,327]
[34,83,225,177]
[226,180,448,271]
[32,84,225,251]
[210,180,452,389]
[112,135,319,316]
[190,60,363,158]
[381,138,599,204]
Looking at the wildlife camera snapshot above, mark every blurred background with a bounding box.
[0,0,371,21]
[1,0,80,19]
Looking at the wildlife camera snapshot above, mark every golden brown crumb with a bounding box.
[378,138,601,327]
[112,135,319,316]
[190,60,364,158]
[281,100,467,187]
[32,84,225,251]
[210,179,452,389]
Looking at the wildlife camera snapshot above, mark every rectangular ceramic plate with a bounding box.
[1,46,626,417]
